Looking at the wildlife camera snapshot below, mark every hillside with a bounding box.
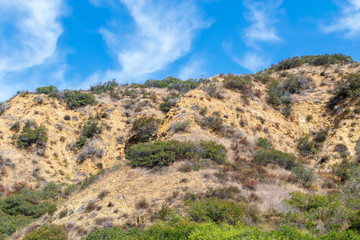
[2,54,360,239]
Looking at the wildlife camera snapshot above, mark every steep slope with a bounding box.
[3,55,360,239]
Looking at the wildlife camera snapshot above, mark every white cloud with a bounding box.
[322,0,360,37]
[0,0,64,72]
[86,0,210,86]
[226,0,282,72]
[243,0,282,45]
[178,58,206,80]
[0,0,65,100]
[233,52,270,72]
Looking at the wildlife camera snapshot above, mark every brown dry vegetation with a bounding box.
[3,60,360,239]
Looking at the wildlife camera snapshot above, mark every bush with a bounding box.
[185,198,259,226]
[23,225,67,240]
[0,102,7,116]
[85,227,128,240]
[126,140,227,168]
[253,149,296,170]
[284,191,349,234]
[349,211,360,231]
[256,138,273,149]
[283,75,312,94]
[0,214,32,238]
[0,184,61,239]
[160,92,180,113]
[328,73,360,109]
[297,135,317,157]
[90,80,119,94]
[270,54,353,71]
[80,119,102,139]
[223,74,253,95]
[199,141,227,164]
[266,80,288,106]
[15,124,47,148]
[204,83,225,99]
[332,159,351,182]
[74,135,87,148]
[125,117,162,151]
[271,57,302,71]
[145,76,200,93]
[64,90,95,109]
[313,128,328,144]
[10,121,20,133]
[292,165,315,188]
[200,116,223,132]
[170,121,190,133]
[185,199,249,225]
[36,86,58,94]
[0,189,57,218]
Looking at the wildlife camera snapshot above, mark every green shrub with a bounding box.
[0,102,7,116]
[313,128,328,144]
[256,138,273,149]
[349,211,360,231]
[267,75,312,110]
[292,165,315,188]
[125,117,162,151]
[0,184,62,239]
[270,57,302,71]
[0,190,56,218]
[0,213,32,238]
[199,141,227,164]
[64,90,95,109]
[15,124,47,148]
[36,86,58,94]
[185,199,255,225]
[23,225,67,240]
[170,121,190,133]
[271,54,353,71]
[266,80,287,106]
[283,75,312,94]
[160,92,180,113]
[145,76,200,93]
[169,79,200,93]
[80,119,102,139]
[223,74,253,95]
[74,135,87,148]
[200,116,223,132]
[332,159,351,182]
[85,226,128,240]
[64,184,78,196]
[10,121,20,133]
[319,230,360,240]
[284,191,348,234]
[126,140,226,168]
[204,83,225,99]
[328,73,360,109]
[253,72,273,84]
[297,135,317,157]
[253,149,296,170]
[90,80,119,94]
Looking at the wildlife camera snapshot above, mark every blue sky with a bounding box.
[0,0,360,100]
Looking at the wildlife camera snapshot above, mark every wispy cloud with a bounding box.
[0,0,64,72]
[243,0,282,46]
[226,0,282,72]
[322,0,360,37]
[233,52,270,73]
[86,0,210,86]
[178,57,207,80]
[0,0,65,100]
